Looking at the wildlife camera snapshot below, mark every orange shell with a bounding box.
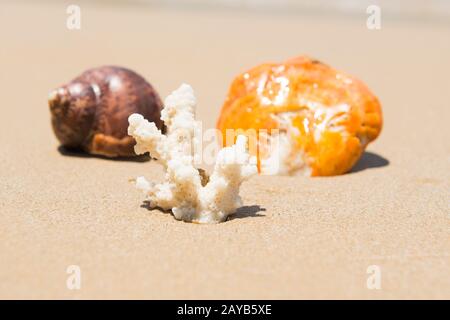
[217,56,382,176]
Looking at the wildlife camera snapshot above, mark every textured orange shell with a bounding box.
[217,56,382,176]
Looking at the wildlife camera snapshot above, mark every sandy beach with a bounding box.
[0,1,449,299]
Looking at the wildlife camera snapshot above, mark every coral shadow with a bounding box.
[140,201,266,221]
[58,146,151,163]
[350,151,389,173]
[228,205,266,220]
[140,201,171,213]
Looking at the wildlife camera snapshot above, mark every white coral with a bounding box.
[128,84,257,223]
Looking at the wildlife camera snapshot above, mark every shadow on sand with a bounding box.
[350,151,389,173]
[140,201,266,222]
[57,146,151,163]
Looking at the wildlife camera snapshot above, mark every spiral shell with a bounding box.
[48,66,164,157]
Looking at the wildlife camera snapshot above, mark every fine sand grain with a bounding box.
[0,1,449,299]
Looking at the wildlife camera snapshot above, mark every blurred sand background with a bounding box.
[0,0,449,299]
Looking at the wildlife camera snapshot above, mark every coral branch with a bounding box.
[128,84,257,223]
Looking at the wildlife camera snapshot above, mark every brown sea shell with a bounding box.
[48,66,164,157]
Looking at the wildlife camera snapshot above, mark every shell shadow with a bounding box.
[57,146,151,163]
[350,151,389,173]
[140,201,266,222]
